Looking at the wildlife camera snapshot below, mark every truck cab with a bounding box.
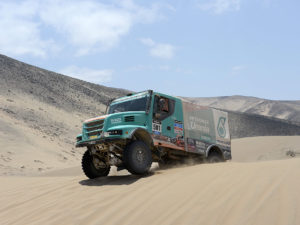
[76,90,231,179]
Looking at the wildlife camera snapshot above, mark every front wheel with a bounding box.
[82,149,110,179]
[123,141,152,175]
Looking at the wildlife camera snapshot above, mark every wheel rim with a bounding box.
[136,148,145,163]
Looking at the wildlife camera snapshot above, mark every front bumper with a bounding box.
[76,137,122,147]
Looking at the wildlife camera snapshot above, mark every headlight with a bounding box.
[109,130,123,135]
[104,130,123,137]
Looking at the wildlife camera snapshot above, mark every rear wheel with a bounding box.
[82,149,110,179]
[207,152,224,163]
[123,141,152,175]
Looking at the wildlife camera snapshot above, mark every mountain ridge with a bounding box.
[187,95,300,125]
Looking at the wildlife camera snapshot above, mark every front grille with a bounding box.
[86,125,104,132]
[88,131,101,136]
[85,119,104,137]
[86,120,103,128]
[125,116,135,122]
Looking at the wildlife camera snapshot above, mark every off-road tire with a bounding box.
[82,149,110,179]
[207,152,224,163]
[123,141,152,175]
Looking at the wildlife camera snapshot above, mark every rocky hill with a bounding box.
[0,54,127,175]
[227,110,300,138]
[187,96,300,125]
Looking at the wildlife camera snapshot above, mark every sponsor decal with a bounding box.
[217,117,226,138]
[171,135,185,147]
[174,120,183,134]
[200,135,211,142]
[186,138,208,154]
[187,138,196,152]
[195,140,206,150]
[111,117,122,124]
[188,116,210,134]
[152,134,185,151]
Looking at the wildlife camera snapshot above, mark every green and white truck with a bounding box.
[76,90,231,179]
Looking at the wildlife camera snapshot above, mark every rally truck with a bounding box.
[76,90,231,179]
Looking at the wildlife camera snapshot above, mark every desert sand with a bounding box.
[0,93,86,176]
[232,136,300,162]
[0,136,300,225]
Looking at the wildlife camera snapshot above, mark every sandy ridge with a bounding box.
[1,157,300,225]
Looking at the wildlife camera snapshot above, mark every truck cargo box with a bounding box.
[182,101,231,154]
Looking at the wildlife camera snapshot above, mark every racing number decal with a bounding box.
[152,120,162,134]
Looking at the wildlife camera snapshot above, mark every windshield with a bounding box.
[108,95,149,114]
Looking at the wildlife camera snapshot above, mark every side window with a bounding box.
[153,95,175,121]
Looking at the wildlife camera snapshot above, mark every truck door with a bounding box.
[152,95,184,150]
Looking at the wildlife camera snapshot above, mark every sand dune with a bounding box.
[0,97,86,176]
[1,136,300,225]
[1,158,300,225]
[232,136,300,162]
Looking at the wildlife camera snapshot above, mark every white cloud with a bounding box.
[140,38,156,46]
[119,0,164,23]
[198,0,241,14]
[59,66,113,83]
[140,38,175,59]
[151,44,175,59]
[39,1,134,56]
[0,1,54,57]
[0,0,165,57]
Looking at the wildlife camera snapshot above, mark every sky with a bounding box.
[0,0,299,100]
